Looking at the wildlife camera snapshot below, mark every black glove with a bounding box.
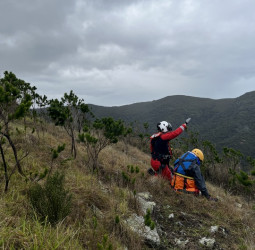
[147,168,156,176]
[207,196,218,202]
[185,118,191,124]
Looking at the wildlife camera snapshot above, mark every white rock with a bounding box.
[174,238,189,248]
[199,237,215,248]
[137,197,156,215]
[168,213,174,219]
[210,225,219,233]
[136,192,156,215]
[125,213,160,245]
[235,203,242,208]
[137,192,152,200]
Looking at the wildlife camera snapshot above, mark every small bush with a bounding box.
[28,171,72,225]
[115,215,120,224]
[144,209,155,230]
[97,234,113,250]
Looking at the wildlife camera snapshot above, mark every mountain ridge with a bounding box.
[89,91,255,158]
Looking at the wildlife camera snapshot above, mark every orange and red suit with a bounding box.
[171,151,210,198]
[150,124,186,182]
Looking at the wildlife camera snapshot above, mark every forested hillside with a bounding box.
[89,91,255,159]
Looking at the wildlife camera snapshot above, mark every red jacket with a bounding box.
[150,124,186,182]
[150,124,186,158]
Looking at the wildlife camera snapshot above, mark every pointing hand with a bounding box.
[185,118,191,124]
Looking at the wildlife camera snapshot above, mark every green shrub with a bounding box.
[97,234,113,250]
[28,172,72,225]
[144,209,155,230]
[115,215,120,224]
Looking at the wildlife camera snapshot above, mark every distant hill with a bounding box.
[89,91,255,158]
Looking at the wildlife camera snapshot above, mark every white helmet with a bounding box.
[157,121,172,132]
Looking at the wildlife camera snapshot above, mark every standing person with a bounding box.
[149,118,191,182]
[171,148,218,201]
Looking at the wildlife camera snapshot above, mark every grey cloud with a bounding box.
[0,0,74,34]
[1,0,255,106]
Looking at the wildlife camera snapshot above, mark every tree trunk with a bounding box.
[3,133,24,176]
[0,142,9,192]
[71,129,76,159]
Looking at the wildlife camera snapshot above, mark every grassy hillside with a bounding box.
[89,91,255,159]
[0,121,255,249]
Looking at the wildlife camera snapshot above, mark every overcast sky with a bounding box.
[1,0,255,106]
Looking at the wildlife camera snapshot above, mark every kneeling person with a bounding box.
[171,149,216,200]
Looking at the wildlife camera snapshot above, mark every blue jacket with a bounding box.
[174,151,209,198]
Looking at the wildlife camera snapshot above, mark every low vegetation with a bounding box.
[0,71,255,249]
[0,119,254,249]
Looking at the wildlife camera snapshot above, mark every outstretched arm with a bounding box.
[161,124,186,140]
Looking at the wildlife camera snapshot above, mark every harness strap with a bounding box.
[175,152,197,174]
[152,153,171,161]
[184,177,187,190]
[174,172,194,180]
[172,172,177,188]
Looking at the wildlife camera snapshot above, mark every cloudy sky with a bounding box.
[1,0,255,106]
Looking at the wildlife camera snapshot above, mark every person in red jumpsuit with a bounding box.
[149,118,191,182]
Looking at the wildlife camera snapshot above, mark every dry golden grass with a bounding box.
[0,121,255,249]
[206,182,255,249]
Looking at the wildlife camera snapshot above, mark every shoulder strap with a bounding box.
[150,132,162,139]
[175,152,197,173]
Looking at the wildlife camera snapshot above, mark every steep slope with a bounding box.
[89,91,255,158]
[0,121,254,249]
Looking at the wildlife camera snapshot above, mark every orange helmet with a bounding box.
[192,148,204,162]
